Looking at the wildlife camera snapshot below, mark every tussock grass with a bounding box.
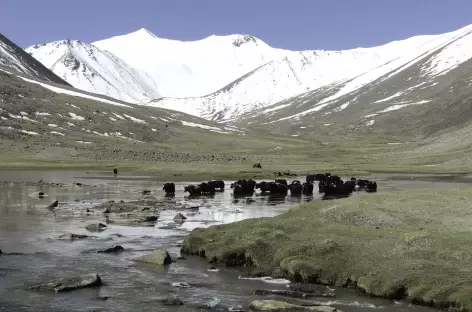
[182,188,472,310]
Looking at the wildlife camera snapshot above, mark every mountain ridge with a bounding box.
[24,24,472,122]
[0,33,70,86]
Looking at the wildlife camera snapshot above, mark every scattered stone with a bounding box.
[173,213,187,222]
[47,200,58,210]
[288,284,331,294]
[142,196,159,204]
[29,273,102,292]
[254,289,334,298]
[97,245,124,253]
[132,250,172,265]
[58,233,89,241]
[86,223,107,232]
[205,297,221,309]
[161,295,184,306]
[249,300,336,311]
[97,296,109,301]
[139,215,158,223]
[103,208,111,214]
[208,267,220,272]
[171,282,191,288]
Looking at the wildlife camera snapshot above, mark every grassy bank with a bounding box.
[182,187,472,310]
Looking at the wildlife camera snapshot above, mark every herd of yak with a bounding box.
[162,173,377,199]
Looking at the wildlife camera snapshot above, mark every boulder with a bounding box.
[86,223,107,232]
[249,300,336,312]
[132,250,172,265]
[29,273,102,292]
[58,233,89,241]
[173,213,187,222]
[161,296,184,306]
[97,245,124,253]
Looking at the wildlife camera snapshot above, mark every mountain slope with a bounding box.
[237,25,472,142]
[26,40,161,103]
[0,33,69,85]
[152,24,472,121]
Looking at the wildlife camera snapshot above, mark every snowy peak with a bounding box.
[92,29,280,97]
[26,39,161,103]
[0,33,69,85]
[24,24,472,123]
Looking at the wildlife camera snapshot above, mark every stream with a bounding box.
[0,170,462,312]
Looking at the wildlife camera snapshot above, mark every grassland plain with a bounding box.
[182,187,472,311]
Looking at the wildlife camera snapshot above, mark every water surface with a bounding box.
[0,170,458,312]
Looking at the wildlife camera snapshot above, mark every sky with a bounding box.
[2,0,472,50]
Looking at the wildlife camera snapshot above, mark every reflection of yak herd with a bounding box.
[162,173,377,199]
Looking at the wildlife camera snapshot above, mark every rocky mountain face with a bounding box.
[0,33,70,85]
[26,39,161,103]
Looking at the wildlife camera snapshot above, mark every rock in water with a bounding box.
[161,296,184,306]
[29,273,102,292]
[113,168,118,175]
[171,282,191,288]
[254,289,334,298]
[249,300,337,311]
[228,305,245,312]
[0,249,2,256]
[58,233,89,241]
[47,200,58,210]
[132,250,172,265]
[38,192,45,198]
[97,245,124,253]
[173,213,187,222]
[85,223,107,232]
[205,297,221,309]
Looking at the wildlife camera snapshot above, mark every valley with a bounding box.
[2,21,472,312]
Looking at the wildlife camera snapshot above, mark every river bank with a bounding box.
[181,186,472,311]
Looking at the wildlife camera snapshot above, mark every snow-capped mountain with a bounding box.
[234,23,472,140]
[25,24,472,122]
[26,40,161,103]
[92,29,283,98]
[0,33,69,85]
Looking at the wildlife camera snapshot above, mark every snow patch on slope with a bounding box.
[18,76,131,107]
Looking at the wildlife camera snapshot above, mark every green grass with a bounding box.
[182,187,472,310]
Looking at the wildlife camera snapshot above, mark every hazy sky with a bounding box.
[2,0,471,50]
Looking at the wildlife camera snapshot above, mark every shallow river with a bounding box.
[0,170,463,312]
